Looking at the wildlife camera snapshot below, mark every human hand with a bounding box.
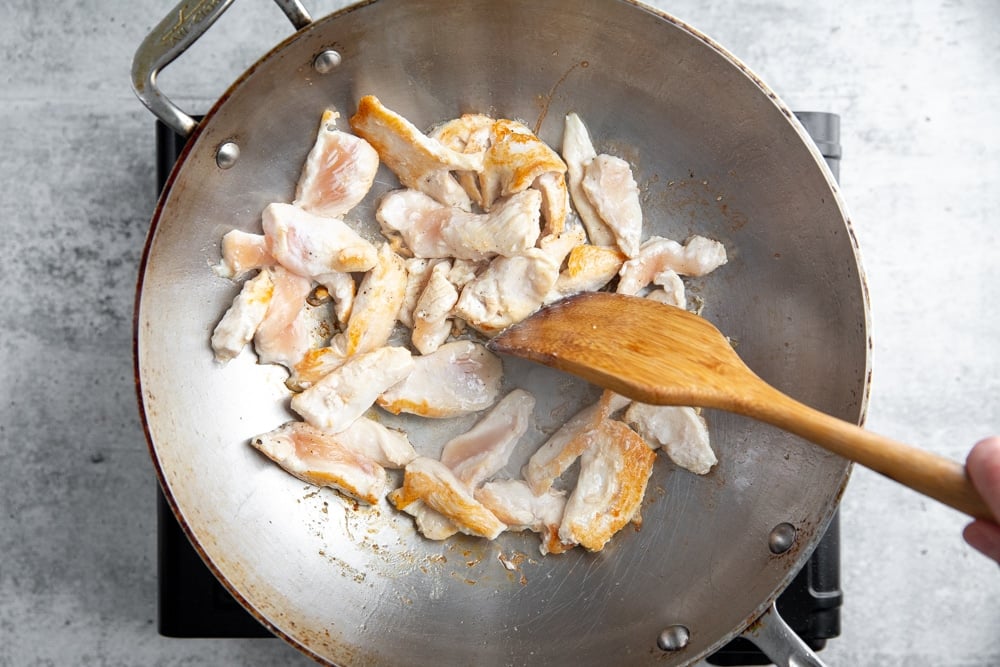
[963,436,1000,563]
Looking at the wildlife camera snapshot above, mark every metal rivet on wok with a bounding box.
[313,49,342,74]
[768,522,797,555]
[657,624,690,651]
[215,141,240,169]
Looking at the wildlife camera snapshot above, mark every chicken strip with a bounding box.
[551,244,626,299]
[376,188,541,261]
[479,119,567,211]
[389,457,506,539]
[262,202,378,277]
[399,258,435,329]
[440,389,535,489]
[533,170,569,236]
[251,421,388,505]
[210,269,274,363]
[429,113,495,207]
[475,479,568,555]
[617,235,728,296]
[286,340,348,392]
[349,95,483,210]
[290,346,414,433]
[411,259,458,354]
[395,499,459,541]
[624,403,716,475]
[341,243,407,357]
[294,109,380,218]
[333,416,417,469]
[215,230,273,280]
[253,266,314,368]
[453,248,560,335]
[558,419,656,552]
[643,269,686,308]
[378,340,502,418]
[318,270,356,325]
[581,154,644,258]
[523,391,631,495]
[561,113,616,247]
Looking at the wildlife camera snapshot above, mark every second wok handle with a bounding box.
[745,381,992,522]
[131,0,313,136]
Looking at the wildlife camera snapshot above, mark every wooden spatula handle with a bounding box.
[744,381,993,522]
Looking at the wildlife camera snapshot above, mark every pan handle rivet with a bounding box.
[313,49,342,74]
[657,624,690,651]
[768,522,797,554]
[216,141,240,169]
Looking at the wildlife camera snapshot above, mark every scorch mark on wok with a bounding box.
[533,60,590,135]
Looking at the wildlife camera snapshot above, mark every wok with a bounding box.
[131,1,870,665]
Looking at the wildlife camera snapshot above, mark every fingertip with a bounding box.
[964,520,1000,564]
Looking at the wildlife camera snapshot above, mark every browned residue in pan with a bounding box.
[533,60,590,135]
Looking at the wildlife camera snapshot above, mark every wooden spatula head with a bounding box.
[488,291,755,410]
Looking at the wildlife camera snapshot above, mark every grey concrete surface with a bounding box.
[2,1,998,665]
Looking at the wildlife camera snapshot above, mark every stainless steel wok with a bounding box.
[131,1,870,665]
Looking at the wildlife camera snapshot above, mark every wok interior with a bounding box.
[136,1,868,664]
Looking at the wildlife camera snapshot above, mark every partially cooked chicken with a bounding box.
[558,418,657,552]
[290,345,414,433]
[389,457,507,539]
[377,340,503,418]
[251,420,388,505]
[294,109,380,218]
[252,266,314,369]
[475,479,568,555]
[215,230,273,280]
[581,154,644,258]
[624,403,716,475]
[439,388,535,489]
[339,243,407,357]
[262,203,378,277]
[211,269,274,363]
[453,248,560,335]
[349,95,483,210]
[376,187,541,261]
[617,235,728,296]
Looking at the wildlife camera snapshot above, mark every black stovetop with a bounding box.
[154,112,845,664]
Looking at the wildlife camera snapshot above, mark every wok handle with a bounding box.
[740,603,827,667]
[131,0,313,137]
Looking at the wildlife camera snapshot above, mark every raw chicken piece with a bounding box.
[290,346,414,433]
[262,202,378,277]
[551,244,625,299]
[388,457,507,539]
[215,230,273,280]
[253,266,314,368]
[475,479,568,555]
[479,119,567,211]
[617,235,728,295]
[581,154,643,258]
[349,95,483,210]
[411,260,458,354]
[523,391,631,495]
[439,389,535,489]
[376,188,541,261]
[429,113,495,207]
[286,341,348,391]
[251,421,388,505]
[624,403,716,475]
[643,269,686,308]
[340,243,407,357]
[533,170,569,236]
[558,419,656,552]
[561,113,616,247]
[211,269,274,362]
[378,340,502,418]
[453,248,560,335]
[333,416,417,469]
[294,109,380,218]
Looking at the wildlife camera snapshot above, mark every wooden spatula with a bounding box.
[488,291,992,521]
